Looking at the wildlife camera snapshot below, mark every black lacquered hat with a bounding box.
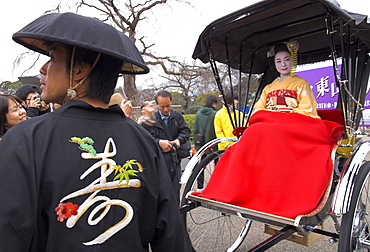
[12,12,149,74]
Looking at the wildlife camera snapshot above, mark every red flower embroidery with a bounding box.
[55,202,79,222]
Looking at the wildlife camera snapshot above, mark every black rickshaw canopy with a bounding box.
[192,0,370,74]
[180,2,370,251]
[192,0,370,130]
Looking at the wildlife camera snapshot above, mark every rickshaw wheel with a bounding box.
[180,150,251,251]
[338,161,370,252]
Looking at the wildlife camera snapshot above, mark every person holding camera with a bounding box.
[141,90,190,203]
[15,84,50,117]
[137,100,156,126]
[108,92,134,118]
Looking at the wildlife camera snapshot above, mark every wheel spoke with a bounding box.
[358,238,370,250]
[338,162,370,251]
[181,150,249,251]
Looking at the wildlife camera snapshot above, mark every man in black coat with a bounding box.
[142,90,190,202]
[0,13,192,252]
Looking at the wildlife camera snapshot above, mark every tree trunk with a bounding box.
[123,75,137,99]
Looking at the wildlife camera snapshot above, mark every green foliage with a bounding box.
[183,114,195,131]
[168,91,185,113]
[185,106,201,114]
[193,91,222,110]
[183,114,196,144]
[170,91,185,106]
[0,80,23,95]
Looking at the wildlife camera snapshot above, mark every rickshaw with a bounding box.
[179,0,370,251]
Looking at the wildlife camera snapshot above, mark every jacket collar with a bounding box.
[53,99,126,120]
[158,110,171,120]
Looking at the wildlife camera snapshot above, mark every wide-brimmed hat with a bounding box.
[109,93,124,106]
[12,12,149,74]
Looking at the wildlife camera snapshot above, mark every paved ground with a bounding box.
[232,220,338,251]
[180,183,339,252]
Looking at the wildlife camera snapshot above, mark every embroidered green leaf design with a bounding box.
[112,163,139,184]
[122,159,137,170]
[69,137,97,157]
[70,137,83,144]
[113,169,139,184]
[112,165,122,175]
[81,137,94,144]
[112,159,142,184]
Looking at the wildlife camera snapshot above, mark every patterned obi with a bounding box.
[266,89,298,112]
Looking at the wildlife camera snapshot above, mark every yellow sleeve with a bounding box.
[252,87,268,114]
[214,112,224,139]
[292,80,320,118]
[214,111,231,150]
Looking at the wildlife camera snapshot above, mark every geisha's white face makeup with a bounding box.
[274,51,292,76]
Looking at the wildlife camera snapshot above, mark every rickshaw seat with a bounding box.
[317,109,345,126]
[186,162,335,228]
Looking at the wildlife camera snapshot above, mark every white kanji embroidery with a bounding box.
[61,137,141,246]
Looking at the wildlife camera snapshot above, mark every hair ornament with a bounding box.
[284,41,299,73]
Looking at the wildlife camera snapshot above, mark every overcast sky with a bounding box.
[1,0,369,87]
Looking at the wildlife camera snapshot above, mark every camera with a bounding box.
[33,95,42,100]
[142,116,155,125]
[169,143,179,166]
[170,142,178,149]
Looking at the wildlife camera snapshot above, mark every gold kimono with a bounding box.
[254,75,320,118]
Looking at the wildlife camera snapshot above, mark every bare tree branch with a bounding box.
[13,51,42,77]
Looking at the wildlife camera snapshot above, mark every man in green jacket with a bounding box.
[193,95,218,151]
[193,95,218,192]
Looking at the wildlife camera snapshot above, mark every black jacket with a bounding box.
[142,110,190,146]
[0,100,192,252]
[26,106,51,117]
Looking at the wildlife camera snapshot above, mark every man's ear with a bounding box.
[72,62,92,82]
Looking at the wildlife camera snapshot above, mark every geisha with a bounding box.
[253,42,320,118]
[193,41,342,219]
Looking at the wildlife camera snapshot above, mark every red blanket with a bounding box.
[192,111,342,218]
